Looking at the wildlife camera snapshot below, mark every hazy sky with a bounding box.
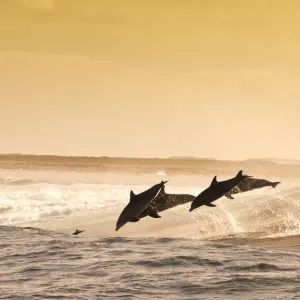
[1,0,300,160]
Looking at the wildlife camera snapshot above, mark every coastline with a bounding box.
[0,153,300,178]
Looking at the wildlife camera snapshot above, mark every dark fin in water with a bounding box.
[206,203,217,207]
[129,217,140,223]
[210,176,218,186]
[225,194,234,199]
[271,182,281,188]
[130,190,136,201]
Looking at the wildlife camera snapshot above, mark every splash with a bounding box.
[156,171,167,176]
[0,172,298,240]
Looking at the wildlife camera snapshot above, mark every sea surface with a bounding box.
[1,166,300,299]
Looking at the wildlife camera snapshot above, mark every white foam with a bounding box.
[0,184,123,226]
[156,171,167,176]
[0,182,201,227]
[0,171,299,240]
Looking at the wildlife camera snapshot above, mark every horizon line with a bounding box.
[0,152,298,162]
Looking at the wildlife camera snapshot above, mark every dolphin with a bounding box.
[189,170,252,212]
[224,177,281,199]
[115,180,168,231]
[130,186,196,221]
[72,229,85,235]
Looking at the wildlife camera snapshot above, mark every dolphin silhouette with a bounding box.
[224,177,281,199]
[115,180,168,231]
[189,170,252,212]
[133,186,196,221]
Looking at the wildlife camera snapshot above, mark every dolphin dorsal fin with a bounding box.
[210,176,218,186]
[130,190,136,201]
[236,170,243,177]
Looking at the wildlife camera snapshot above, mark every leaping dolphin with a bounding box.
[130,186,196,221]
[189,170,252,212]
[115,180,168,231]
[224,177,281,199]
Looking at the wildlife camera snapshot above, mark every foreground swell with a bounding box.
[1,228,300,299]
[2,171,300,299]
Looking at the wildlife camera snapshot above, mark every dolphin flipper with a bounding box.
[129,217,140,222]
[144,202,161,218]
[225,194,234,199]
[147,203,162,219]
[206,203,217,207]
[149,211,161,218]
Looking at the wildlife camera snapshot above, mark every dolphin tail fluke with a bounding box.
[271,182,281,188]
[225,194,234,199]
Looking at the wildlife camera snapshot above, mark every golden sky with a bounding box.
[1,0,300,159]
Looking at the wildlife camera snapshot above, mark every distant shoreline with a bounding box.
[0,153,300,178]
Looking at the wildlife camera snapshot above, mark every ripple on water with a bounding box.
[135,256,223,268]
[2,235,300,300]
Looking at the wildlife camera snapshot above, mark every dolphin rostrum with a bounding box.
[189,170,252,212]
[115,180,168,231]
[224,177,281,199]
[130,186,196,221]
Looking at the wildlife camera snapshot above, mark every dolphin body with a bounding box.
[130,186,196,221]
[189,170,252,212]
[225,177,281,199]
[115,180,168,231]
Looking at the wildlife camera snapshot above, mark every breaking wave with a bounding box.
[0,171,299,242]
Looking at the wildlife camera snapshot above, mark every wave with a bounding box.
[0,183,133,225]
[0,177,37,185]
[155,170,167,176]
[2,233,300,299]
[0,225,57,234]
[1,172,300,243]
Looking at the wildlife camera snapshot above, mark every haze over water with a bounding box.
[1,0,300,160]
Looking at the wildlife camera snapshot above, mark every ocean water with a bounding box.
[1,168,300,299]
